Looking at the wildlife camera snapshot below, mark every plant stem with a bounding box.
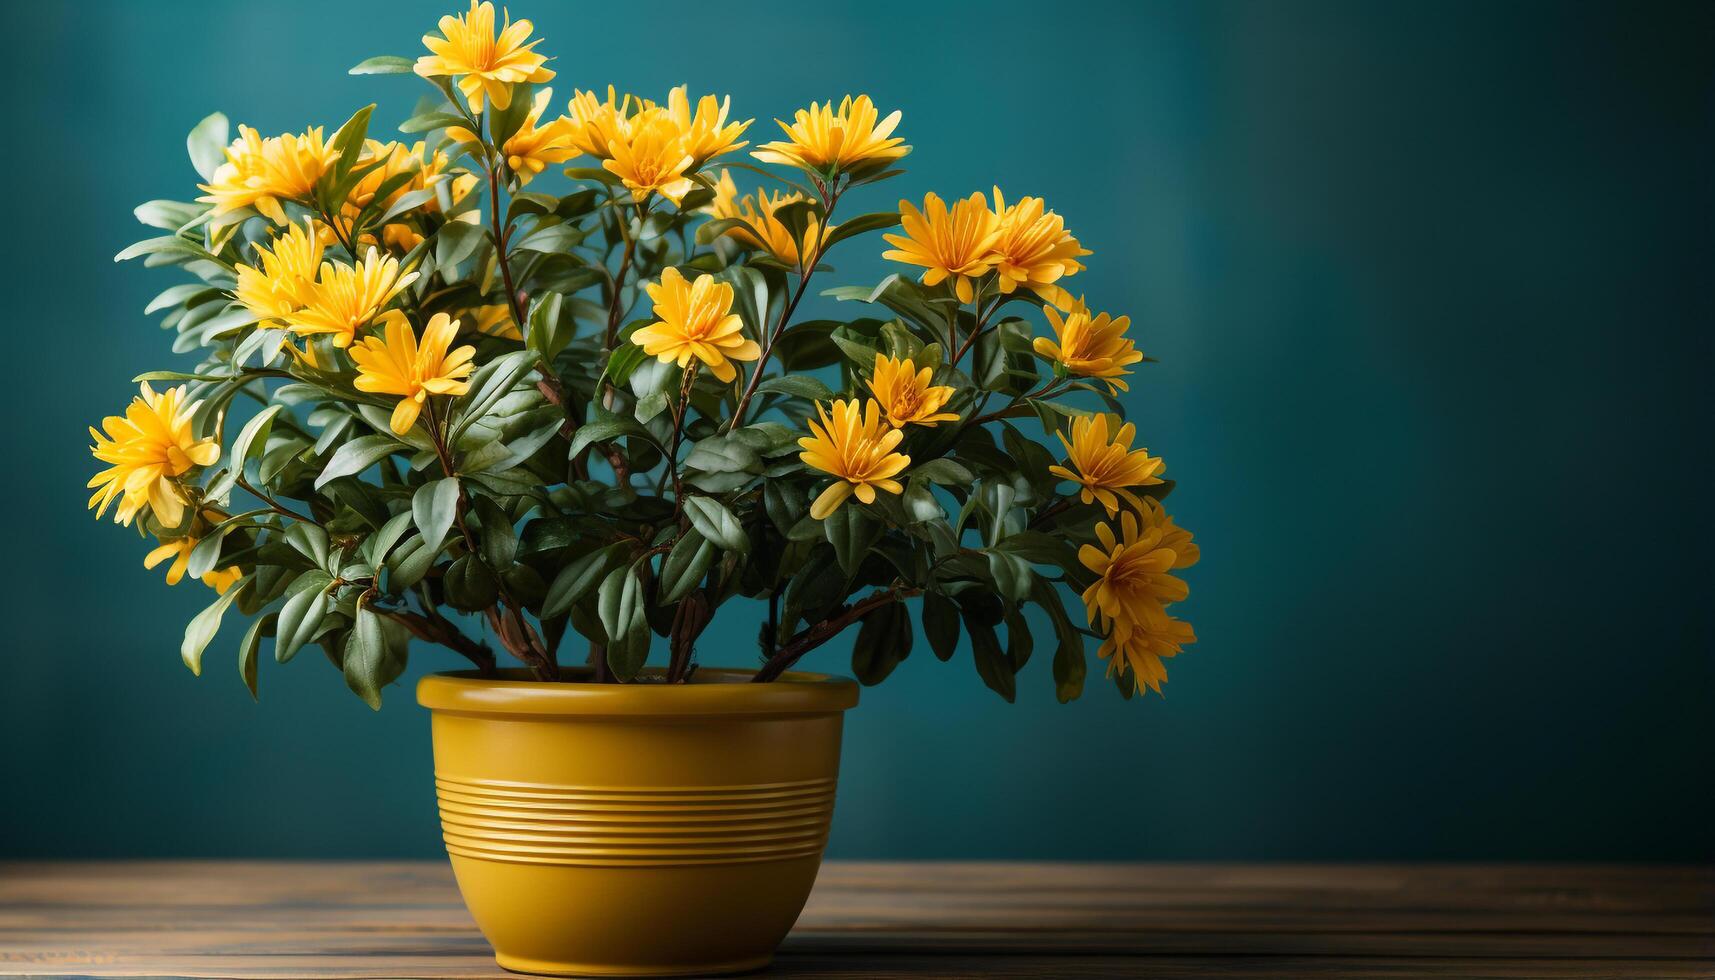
[752,584,922,682]
[234,476,319,526]
[486,160,526,330]
[424,399,558,680]
[725,184,844,432]
[379,607,496,676]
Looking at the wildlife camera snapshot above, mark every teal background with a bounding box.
[3,1,1709,860]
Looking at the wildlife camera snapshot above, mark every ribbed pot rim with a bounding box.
[418,668,859,717]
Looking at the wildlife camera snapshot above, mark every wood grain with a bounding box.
[0,862,1709,978]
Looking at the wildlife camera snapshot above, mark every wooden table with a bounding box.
[0,862,1709,978]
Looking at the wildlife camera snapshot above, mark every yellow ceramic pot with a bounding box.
[416,667,859,977]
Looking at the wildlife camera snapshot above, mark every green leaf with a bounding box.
[542,543,618,618]
[819,211,900,251]
[487,81,534,147]
[1003,603,1034,672]
[276,571,334,663]
[755,375,836,402]
[596,564,643,648]
[604,344,649,387]
[344,606,398,710]
[963,607,1015,702]
[181,577,249,676]
[187,112,229,183]
[683,496,749,553]
[912,458,974,486]
[683,435,761,475]
[451,350,538,441]
[367,510,416,566]
[472,495,518,569]
[135,200,205,232]
[377,187,439,225]
[1033,578,1086,703]
[822,504,879,576]
[445,554,498,611]
[658,530,716,603]
[526,292,570,360]
[567,415,657,460]
[922,591,960,662]
[412,478,460,554]
[315,434,404,489]
[285,523,331,569]
[987,550,1033,603]
[238,613,278,700]
[852,600,912,685]
[349,55,415,75]
[329,104,376,181]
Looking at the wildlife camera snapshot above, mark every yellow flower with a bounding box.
[1032,300,1144,392]
[87,384,221,528]
[144,537,242,594]
[564,86,645,160]
[632,268,759,382]
[503,88,577,182]
[882,192,1002,303]
[1136,497,1199,570]
[798,399,911,520]
[752,95,909,175]
[349,312,477,435]
[286,248,420,348]
[868,353,958,427]
[1078,511,1194,693]
[1102,611,1196,696]
[414,0,554,114]
[1049,413,1164,515]
[234,219,324,324]
[704,170,831,267]
[197,125,336,225]
[988,188,1089,309]
[665,85,750,166]
[465,303,520,340]
[603,112,695,204]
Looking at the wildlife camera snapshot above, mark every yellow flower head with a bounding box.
[235,219,324,323]
[501,88,576,182]
[286,247,420,348]
[602,112,695,204]
[1136,497,1199,570]
[704,169,831,267]
[753,95,909,175]
[87,384,221,529]
[349,312,477,435]
[882,192,1003,303]
[666,85,750,166]
[798,398,911,520]
[1078,510,1192,678]
[145,536,242,594]
[564,86,646,160]
[465,302,520,340]
[414,0,554,114]
[1049,413,1165,516]
[1100,609,1196,696]
[1032,300,1144,392]
[632,268,760,383]
[868,353,959,427]
[988,187,1090,309]
[197,125,336,225]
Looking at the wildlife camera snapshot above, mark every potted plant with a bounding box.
[90,2,1201,974]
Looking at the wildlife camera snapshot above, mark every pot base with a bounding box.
[496,952,772,977]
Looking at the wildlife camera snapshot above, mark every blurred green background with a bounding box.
[3,0,1709,860]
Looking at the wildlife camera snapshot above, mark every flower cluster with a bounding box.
[93,1,1198,706]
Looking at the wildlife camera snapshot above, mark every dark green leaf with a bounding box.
[542,543,620,618]
[822,504,879,576]
[922,591,960,662]
[444,554,498,611]
[658,530,716,603]
[315,434,404,488]
[276,571,334,663]
[238,613,278,700]
[852,600,912,685]
[343,606,399,710]
[683,496,749,553]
